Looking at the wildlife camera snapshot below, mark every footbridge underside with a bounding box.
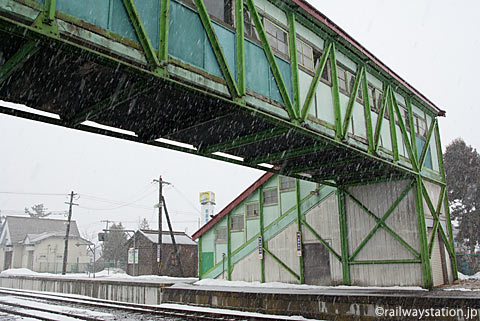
[0,0,413,187]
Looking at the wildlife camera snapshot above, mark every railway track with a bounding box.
[0,287,313,321]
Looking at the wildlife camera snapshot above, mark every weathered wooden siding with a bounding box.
[230,250,261,282]
[345,180,423,286]
[302,192,342,284]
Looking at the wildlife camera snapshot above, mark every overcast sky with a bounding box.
[1,0,479,239]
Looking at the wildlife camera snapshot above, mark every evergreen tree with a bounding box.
[444,139,480,256]
[24,204,52,218]
[139,218,150,230]
[101,223,128,266]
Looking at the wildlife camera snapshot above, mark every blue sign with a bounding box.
[258,236,263,259]
[296,232,302,256]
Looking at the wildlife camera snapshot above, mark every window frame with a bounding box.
[245,201,260,219]
[262,187,279,206]
[279,176,296,192]
[230,214,245,232]
[263,16,289,58]
[296,38,314,71]
[215,226,227,243]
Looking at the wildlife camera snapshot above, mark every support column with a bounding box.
[158,0,170,63]
[235,0,245,98]
[295,179,305,284]
[414,176,433,288]
[337,188,350,285]
[227,212,232,280]
[259,186,265,283]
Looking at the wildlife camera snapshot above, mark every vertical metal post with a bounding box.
[227,212,232,280]
[133,232,136,276]
[43,0,57,25]
[159,0,170,63]
[337,188,350,285]
[158,176,163,274]
[406,98,418,162]
[329,43,342,141]
[362,67,374,154]
[288,11,300,116]
[414,176,433,288]
[259,186,265,283]
[235,0,245,97]
[388,89,399,163]
[295,179,305,284]
[435,123,458,279]
[62,191,77,275]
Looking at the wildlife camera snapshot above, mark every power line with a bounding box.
[0,191,67,196]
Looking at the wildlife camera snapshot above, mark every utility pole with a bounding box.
[153,176,170,275]
[62,191,78,275]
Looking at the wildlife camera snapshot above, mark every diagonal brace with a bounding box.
[0,40,39,85]
[301,218,341,261]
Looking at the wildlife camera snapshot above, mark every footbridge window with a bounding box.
[263,188,278,206]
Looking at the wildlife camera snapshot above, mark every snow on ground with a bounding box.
[458,271,480,281]
[0,268,198,283]
[193,278,426,291]
[160,303,323,321]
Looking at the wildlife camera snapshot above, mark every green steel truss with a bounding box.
[0,0,456,287]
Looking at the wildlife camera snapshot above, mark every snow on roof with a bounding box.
[137,230,196,246]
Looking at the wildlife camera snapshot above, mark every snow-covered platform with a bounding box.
[0,269,479,320]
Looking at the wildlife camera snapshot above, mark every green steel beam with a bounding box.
[340,174,409,188]
[406,97,418,162]
[202,127,289,154]
[419,118,436,169]
[388,88,399,163]
[414,176,433,288]
[227,213,232,280]
[245,0,297,122]
[435,122,458,279]
[295,179,305,284]
[194,0,240,101]
[122,0,162,73]
[420,180,455,261]
[285,155,365,175]
[337,188,350,285]
[0,40,39,85]
[329,43,342,141]
[341,66,364,140]
[345,181,420,261]
[71,81,151,126]
[42,0,56,25]
[301,218,341,261]
[300,41,332,122]
[158,0,170,63]
[350,259,421,265]
[31,0,59,37]
[392,90,419,171]
[263,247,300,281]
[235,0,246,96]
[288,12,300,115]
[247,143,330,165]
[362,65,374,154]
[428,185,445,259]
[259,185,265,283]
[373,85,390,152]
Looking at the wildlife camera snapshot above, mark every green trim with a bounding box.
[203,127,288,153]
[414,176,433,288]
[263,247,300,281]
[295,179,304,284]
[0,40,39,85]
[32,0,59,37]
[158,0,170,63]
[428,184,445,259]
[122,0,162,72]
[193,0,240,101]
[337,188,350,285]
[227,212,232,280]
[350,259,421,265]
[301,218,341,261]
[300,41,332,122]
[198,236,202,279]
[288,12,300,115]
[388,87,399,163]
[406,98,418,162]
[342,65,364,140]
[345,181,420,261]
[419,119,436,169]
[245,0,296,122]
[259,185,265,283]
[391,90,418,171]
[235,0,245,96]
[43,0,56,24]
[329,43,342,141]
[373,85,390,152]
[71,81,150,125]
[362,66,374,154]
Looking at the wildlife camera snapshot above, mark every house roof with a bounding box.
[131,230,196,246]
[292,0,445,117]
[0,216,81,245]
[192,172,274,240]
